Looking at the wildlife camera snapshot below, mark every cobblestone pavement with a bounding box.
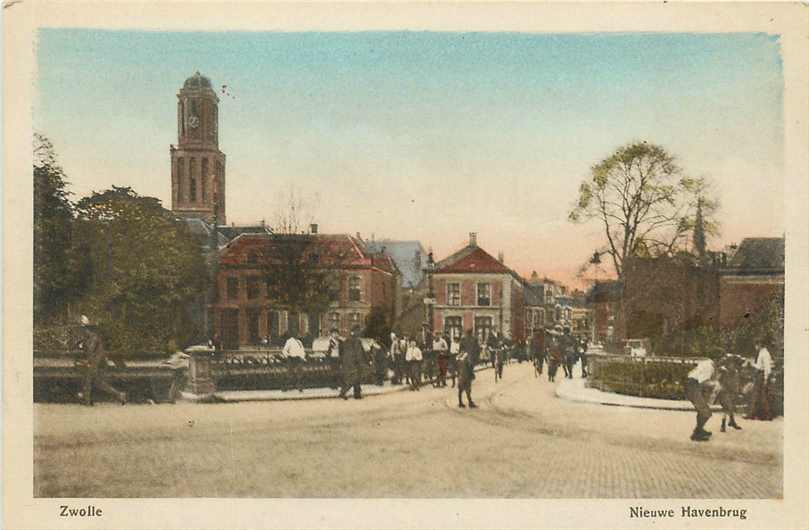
[34,363,782,498]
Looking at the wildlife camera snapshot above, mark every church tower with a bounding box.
[170,72,226,224]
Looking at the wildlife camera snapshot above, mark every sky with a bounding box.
[34,30,784,287]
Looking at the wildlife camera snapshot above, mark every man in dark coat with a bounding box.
[716,354,744,432]
[339,326,367,399]
[561,329,576,378]
[530,330,546,376]
[457,328,479,408]
[486,331,500,369]
[373,339,387,385]
[461,328,481,367]
[75,316,127,406]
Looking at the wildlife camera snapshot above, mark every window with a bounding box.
[474,316,493,343]
[201,159,208,201]
[267,310,280,339]
[189,158,197,202]
[328,284,339,303]
[227,277,239,300]
[247,309,261,344]
[445,316,462,341]
[537,309,545,327]
[308,253,320,265]
[247,252,259,265]
[246,277,260,299]
[350,312,361,329]
[348,276,361,302]
[176,158,184,202]
[447,283,461,306]
[329,312,340,332]
[477,283,491,306]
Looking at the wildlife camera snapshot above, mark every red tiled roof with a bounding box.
[219,233,396,274]
[434,246,513,275]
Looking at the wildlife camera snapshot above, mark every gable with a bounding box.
[434,246,512,274]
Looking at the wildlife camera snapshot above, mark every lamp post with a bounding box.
[426,249,436,334]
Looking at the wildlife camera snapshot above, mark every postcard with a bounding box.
[4,2,808,529]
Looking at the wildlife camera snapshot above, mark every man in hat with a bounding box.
[457,328,479,408]
[405,339,423,391]
[746,339,774,420]
[433,332,449,387]
[75,315,127,406]
[282,330,307,392]
[339,325,366,399]
[418,323,433,386]
[530,330,546,377]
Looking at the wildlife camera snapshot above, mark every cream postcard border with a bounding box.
[4,2,808,529]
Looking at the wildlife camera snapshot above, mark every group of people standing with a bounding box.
[685,340,775,442]
[387,325,489,408]
[529,328,589,382]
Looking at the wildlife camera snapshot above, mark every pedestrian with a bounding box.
[548,338,563,382]
[685,357,720,441]
[373,338,387,385]
[433,333,449,387]
[457,328,479,408]
[562,329,575,378]
[74,315,127,406]
[716,354,743,432]
[339,325,366,400]
[327,328,342,389]
[282,331,307,392]
[495,344,505,382]
[487,330,499,369]
[745,340,774,420]
[579,338,589,378]
[405,339,423,391]
[398,335,410,386]
[389,332,402,384]
[530,330,546,377]
[448,334,460,388]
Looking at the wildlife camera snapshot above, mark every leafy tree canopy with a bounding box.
[33,133,79,322]
[569,141,719,278]
[72,186,208,352]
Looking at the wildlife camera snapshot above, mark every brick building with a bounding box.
[719,237,785,329]
[429,234,525,343]
[212,233,398,349]
[622,255,721,339]
[523,274,546,339]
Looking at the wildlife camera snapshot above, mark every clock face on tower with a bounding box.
[189,115,200,128]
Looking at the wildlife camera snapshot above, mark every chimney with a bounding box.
[310,223,318,234]
[497,251,504,263]
[469,232,478,247]
[260,219,265,227]
[356,232,361,240]
[414,249,422,270]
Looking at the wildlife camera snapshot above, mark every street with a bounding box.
[33,362,782,498]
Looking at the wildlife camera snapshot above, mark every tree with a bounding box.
[569,141,719,278]
[260,188,343,333]
[364,305,391,342]
[33,134,80,322]
[72,186,207,353]
[260,234,344,318]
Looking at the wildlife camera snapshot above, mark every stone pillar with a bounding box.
[185,345,216,399]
